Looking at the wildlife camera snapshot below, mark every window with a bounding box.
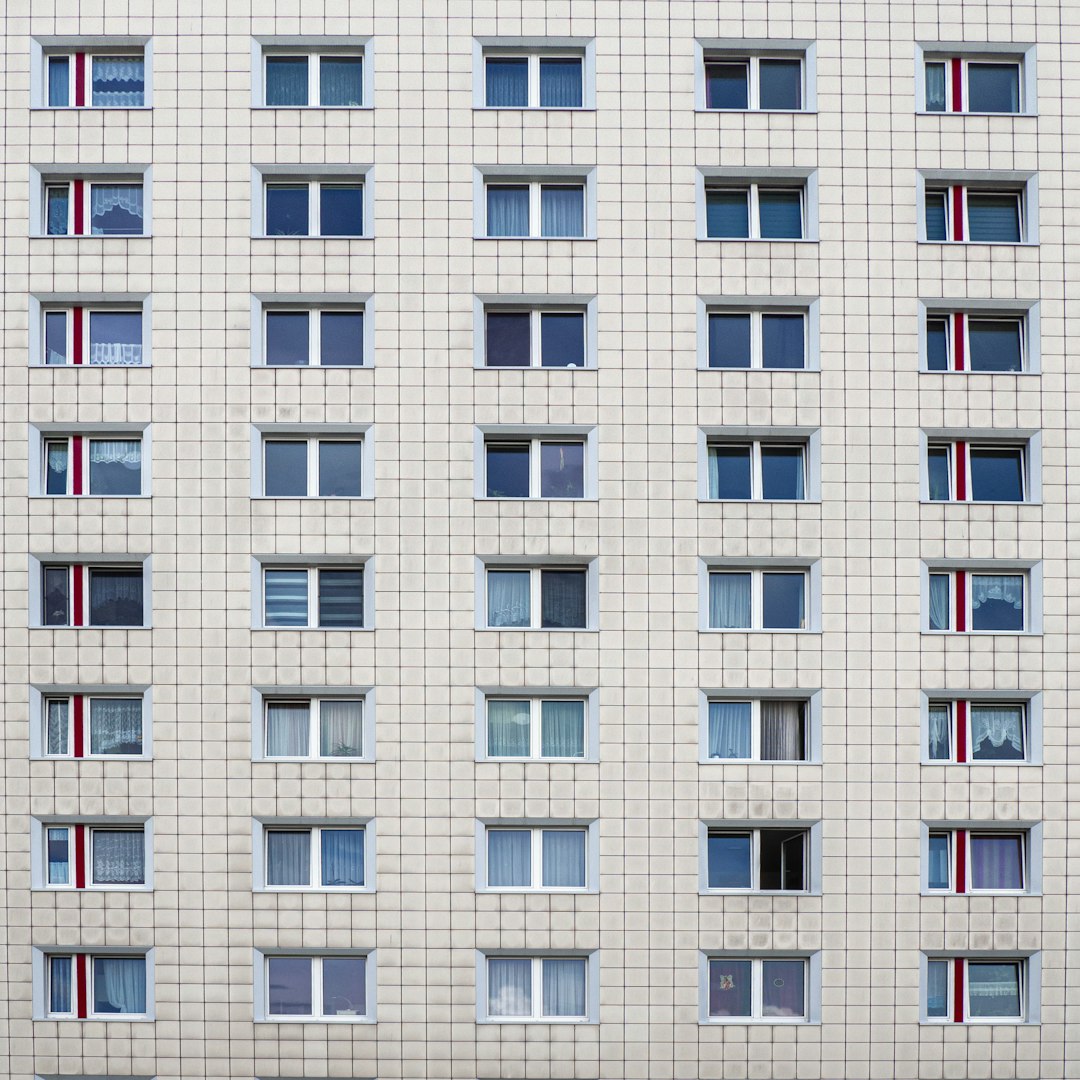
[925,827,1032,893]
[39,563,146,628]
[39,822,148,889]
[482,825,590,891]
[707,568,809,630]
[926,699,1031,763]
[483,565,590,629]
[42,952,150,1019]
[39,434,143,496]
[705,698,809,761]
[481,49,586,108]
[705,826,810,892]
[926,569,1030,633]
[926,439,1029,502]
[40,177,146,236]
[260,436,364,497]
[260,566,367,629]
[924,957,1032,1022]
[481,304,589,368]
[706,956,810,1022]
[483,955,590,1021]
[259,824,368,890]
[261,954,370,1020]
[483,696,588,760]
[921,53,1027,114]
[37,303,146,367]
[704,182,806,239]
[922,179,1033,243]
[924,310,1031,373]
[261,179,364,237]
[261,50,365,107]
[703,54,804,110]
[482,435,588,499]
[704,308,808,369]
[261,697,366,759]
[40,47,146,108]
[706,440,807,500]
[482,176,589,238]
[260,305,366,367]
[40,693,145,758]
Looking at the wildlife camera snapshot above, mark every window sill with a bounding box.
[701,1017,815,1026]
[474,235,595,242]
[700,758,820,766]
[477,496,597,503]
[251,104,373,111]
[696,107,817,115]
[921,498,1034,506]
[475,364,595,371]
[253,234,371,241]
[32,234,152,240]
[921,1018,1031,1026]
[480,626,596,633]
[481,756,598,764]
[251,495,373,501]
[481,887,597,895]
[698,365,816,373]
[37,885,151,892]
[701,890,816,897]
[254,363,370,370]
[475,106,596,113]
[480,1017,594,1024]
[37,755,151,762]
[918,240,1038,247]
[920,759,1040,767]
[700,498,819,505]
[257,1015,375,1024]
[31,106,153,112]
[700,627,818,635]
[916,109,1035,118]
[256,756,372,764]
[254,626,373,632]
[257,887,375,894]
[698,236,817,243]
[33,625,152,631]
[919,369,1037,376]
[921,629,1035,637]
[33,493,150,500]
[45,1014,155,1022]
[920,889,1035,897]
[32,363,152,369]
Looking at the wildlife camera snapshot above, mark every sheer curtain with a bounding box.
[540,699,585,757]
[540,186,584,237]
[969,834,1024,890]
[48,57,70,107]
[266,831,310,886]
[971,574,1024,612]
[88,440,141,467]
[266,702,311,756]
[93,956,146,1014]
[89,185,143,235]
[89,698,143,755]
[761,959,805,1017]
[967,963,1021,1017]
[487,570,530,627]
[542,830,585,887]
[487,187,529,236]
[487,830,531,887]
[925,65,947,111]
[319,699,363,756]
[710,573,751,628]
[47,442,69,491]
[970,705,1024,758]
[539,59,583,107]
[488,699,530,756]
[321,829,365,886]
[91,57,145,106]
[927,705,951,760]
[49,956,73,1013]
[47,698,69,755]
[542,958,586,1016]
[928,574,950,630]
[320,57,363,106]
[88,570,143,625]
[47,189,69,235]
[541,570,586,628]
[488,957,531,1016]
[92,830,144,884]
[708,701,751,759]
[761,701,804,760]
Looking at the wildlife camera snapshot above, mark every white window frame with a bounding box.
[30,294,152,368]
[920,954,1039,1024]
[919,431,1038,504]
[921,563,1039,635]
[476,952,598,1023]
[476,821,598,892]
[30,685,152,761]
[476,428,596,500]
[697,169,818,242]
[918,301,1039,375]
[252,688,375,762]
[695,39,816,112]
[699,431,819,501]
[698,690,822,764]
[919,692,1041,766]
[251,294,373,368]
[475,689,599,762]
[32,819,153,891]
[252,559,374,631]
[474,41,594,109]
[253,42,372,109]
[29,555,151,629]
[251,167,372,239]
[921,823,1040,895]
[253,949,376,1023]
[252,428,371,499]
[30,37,153,110]
[34,948,155,1021]
[700,561,821,633]
[699,952,821,1024]
[252,820,375,892]
[699,821,821,894]
[476,560,597,631]
[474,295,597,369]
[30,167,152,238]
[474,167,596,240]
[914,43,1036,115]
[30,426,149,497]
[916,171,1038,245]
[697,298,820,371]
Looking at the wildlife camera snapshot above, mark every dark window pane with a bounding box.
[967,63,1020,113]
[760,446,805,499]
[969,447,1024,502]
[761,314,806,369]
[708,313,751,367]
[318,569,364,627]
[487,186,529,236]
[45,310,68,365]
[708,445,752,499]
[967,193,1021,243]
[539,58,583,107]
[709,959,753,1017]
[88,311,142,366]
[968,318,1023,372]
[320,184,363,235]
[970,574,1024,632]
[486,444,531,497]
[759,829,806,891]
[318,441,363,497]
[926,317,950,370]
[707,833,751,888]
[761,959,805,1018]
[43,566,70,625]
[88,569,144,626]
[967,962,1022,1018]
[48,56,70,107]
[264,441,308,496]
[268,956,312,1015]
[320,311,363,366]
[758,189,803,238]
[320,56,363,106]
[45,441,69,494]
[486,312,531,366]
[540,185,585,237]
[927,833,951,889]
[486,58,528,106]
[927,447,951,500]
[266,311,310,366]
[705,62,748,108]
[539,442,585,498]
[264,569,309,626]
[758,59,802,109]
[266,184,310,236]
[88,439,141,495]
[265,56,308,106]
[322,957,366,1016]
[925,192,948,241]
[540,312,585,367]
[46,186,69,235]
[926,960,950,1017]
[970,834,1024,890]
[706,189,749,238]
[90,55,144,107]
[762,572,805,629]
[89,184,143,235]
[540,569,587,628]
[925,62,947,111]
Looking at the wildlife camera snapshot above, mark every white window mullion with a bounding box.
[753,570,763,629]
[530,439,541,496]
[751,442,762,499]
[530,310,543,367]
[306,569,317,628]
[748,57,760,110]
[531,698,542,757]
[530,569,542,628]
[309,181,320,235]
[529,183,541,238]
[533,958,544,1018]
[749,185,761,239]
[308,438,320,496]
[310,699,320,756]
[309,308,321,367]
[310,957,322,1017]
[310,56,321,107]
[531,828,543,888]
[528,55,540,107]
[752,959,763,1019]
[751,311,762,368]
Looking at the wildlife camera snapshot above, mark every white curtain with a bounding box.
[319,699,363,756]
[89,698,143,755]
[88,571,143,626]
[540,699,585,757]
[93,956,146,1014]
[487,570,530,627]
[91,57,145,106]
[540,186,585,237]
[488,958,532,1016]
[928,574,950,630]
[92,830,144,884]
[761,701,804,760]
[88,440,141,467]
[709,573,751,628]
[542,958,586,1016]
[49,956,73,1013]
[970,705,1024,755]
[266,830,310,886]
[488,830,531,887]
[542,830,585,887]
[970,575,1024,610]
[266,702,310,756]
[46,442,69,491]
[320,829,365,887]
[925,63,947,111]
[89,184,143,235]
[927,705,951,760]
[708,701,751,759]
[488,699,530,756]
[47,698,69,755]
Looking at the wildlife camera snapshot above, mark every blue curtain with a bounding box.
[541,186,584,237]
[91,56,145,106]
[758,190,803,238]
[708,701,752,758]
[928,574,950,630]
[924,193,948,241]
[485,58,528,106]
[264,569,309,626]
[320,57,363,106]
[709,573,751,628]
[321,829,365,886]
[93,956,146,1014]
[924,63,947,111]
[266,830,310,886]
[49,956,73,1013]
[488,958,531,1016]
[967,194,1021,242]
[761,314,806,368]
[47,827,70,884]
[487,570,530,627]
[542,958,586,1016]
[265,57,308,105]
[266,701,311,756]
[47,698,69,755]
[539,59,583,107]
[487,699,531,756]
[486,186,529,236]
[540,699,585,757]
[48,57,70,106]
[542,830,585,887]
[488,830,531,886]
[706,190,749,237]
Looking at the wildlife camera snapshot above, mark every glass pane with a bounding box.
[266,184,310,236]
[927,704,951,760]
[318,441,363,497]
[264,441,308,497]
[707,700,752,759]
[88,310,142,366]
[321,829,365,887]
[320,56,363,106]
[487,570,530,627]
[49,956,73,1013]
[322,957,366,1016]
[319,699,363,757]
[759,59,802,109]
[706,189,750,238]
[762,572,805,629]
[486,58,528,107]
[758,189,803,239]
[970,834,1024,890]
[539,58,583,107]
[487,311,531,366]
[967,962,1022,1018]
[44,310,68,365]
[928,574,951,631]
[970,705,1025,761]
[487,186,529,236]
[970,574,1024,632]
[89,184,143,235]
[91,56,144,107]
[88,569,143,626]
[318,569,364,627]
[46,698,70,755]
[320,311,364,366]
[91,830,144,884]
[925,62,947,111]
[266,311,309,366]
[487,830,531,886]
[89,698,143,755]
[708,959,752,1017]
[708,313,751,368]
[540,312,585,367]
[762,960,806,1018]
[88,439,141,495]
[486,444,530,498]
[540,442,585,498]
[708,445,752,499]
[541,957,586,1017]
[264,569,309,626]
[761,700,806,760]
[969,447,1024,502]
[45,441,69,494]
[541,699,586,757]
[968,318,1023,372]
[43,566,70,625]
[542,830,586,887]
[925,192,948,241]
[967,193,1021,243]
[926,960,949,1017]
[705,62,749,109]
[540,185,585,238]
[46,186,70,235]
[48,56,70,107]
[927,833,950,889]
[926,317,949,370]
[267,956,312,1015]
[488,957,532,1016]
[967,63,1020,113]
[266,830,311,886]
[266,701,311,757]
[320,184,363,236]
[760,446,805,500]
[540,569,587,628]
[47,827,70,884]
[709,572,751,629]
[927,447,951,500]
[265,56,308,106]
[92,957,146,1014]
[761,313,806,369]
[487,699,531,757]
[707,833,752,888]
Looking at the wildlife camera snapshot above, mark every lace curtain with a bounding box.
[487,570,529,627]
[709,573,751,628]
[928,574,950,631]
[540,570,586,628]
[89,440,141,467]
[970,705,1024,757]
[927,705,951,759]
[88,570,143,626]
[89,697,143,755]
[89,184,143,235]
[970,574,1024,610]
[925,64,947,111]
[91,57,145,107]
[46,698,69,755]
[92,830,144,884]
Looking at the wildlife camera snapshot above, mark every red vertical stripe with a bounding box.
[951,187,964,241]
[955,830,967,893]
[73,695,84,758]
[953,958,965,1021]
[73,179,85,235]
[76,954,88,1018]
[956,700,968,762]
[72,565,84,626]
[951,58,963,112]
[955,441,967,501]
[74,53,86,107]
[72,436,83,495]
[955,571,966,632]
[73,307,84,365]
[953,313,965,371]
[74,824,86,888]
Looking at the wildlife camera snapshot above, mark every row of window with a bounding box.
[31,39,1038,117]
[32,948,1038,1025]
